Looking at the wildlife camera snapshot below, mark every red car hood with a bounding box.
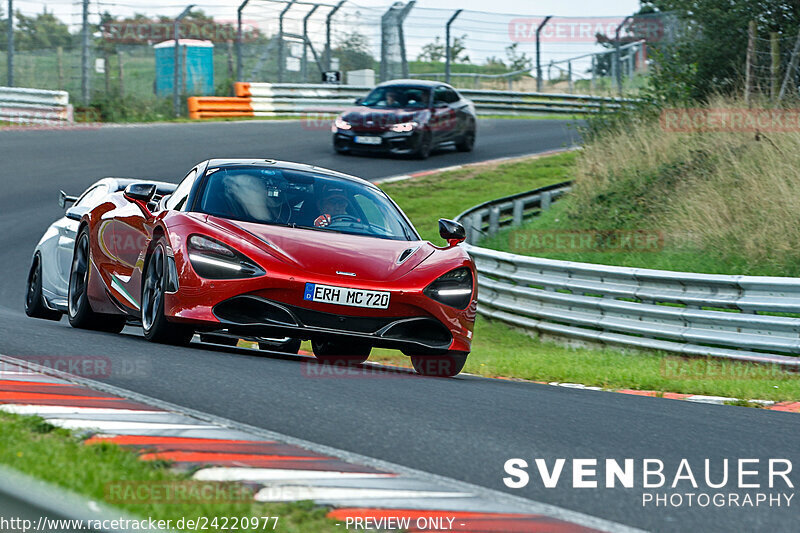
[207,216,434,282]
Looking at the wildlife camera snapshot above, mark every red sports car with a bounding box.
[67,159,476,376]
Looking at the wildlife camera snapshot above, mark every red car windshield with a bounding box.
[360,86,431,109]
[197,167,416,241]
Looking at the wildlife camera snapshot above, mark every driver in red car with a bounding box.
[314,185,353,227]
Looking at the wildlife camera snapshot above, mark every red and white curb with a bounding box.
[507,380,799,413]
[0,354,642,533]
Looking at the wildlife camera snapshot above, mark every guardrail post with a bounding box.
[541,190,552,211]
[512,199,524,226]
[472,213,484,243]
[488,207,500,236]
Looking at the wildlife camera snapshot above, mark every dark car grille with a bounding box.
[212,296,453,349]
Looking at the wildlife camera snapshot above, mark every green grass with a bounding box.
[0,411,340,532]
[479,199,766,275]
[372,152,800,401]
[369,318,800,401]
[382,151,578,244]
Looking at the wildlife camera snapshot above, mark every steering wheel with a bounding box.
[329,214,361,224]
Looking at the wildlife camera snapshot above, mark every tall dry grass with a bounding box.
[570,97,800,275]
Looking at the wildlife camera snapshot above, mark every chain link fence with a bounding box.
[1,1,675,116]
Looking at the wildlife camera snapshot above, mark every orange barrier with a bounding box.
[234,82,252,97]
[187,96,253,119]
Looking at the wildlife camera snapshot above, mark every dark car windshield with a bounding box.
[197,167,416,241]
[360,86,431,109]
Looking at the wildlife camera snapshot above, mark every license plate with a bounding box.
[303,283,390,309]
[354,136,382,145]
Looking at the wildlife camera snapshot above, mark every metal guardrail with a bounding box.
[456,182,800,367]
[0,86,73,124]
[188,82,629,118]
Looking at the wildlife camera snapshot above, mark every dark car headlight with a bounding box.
[424,267,474,309]
[187,234,264,280]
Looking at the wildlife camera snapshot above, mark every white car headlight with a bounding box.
[390,121,418,133]
[334,117,352,130]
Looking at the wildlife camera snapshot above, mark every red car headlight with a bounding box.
[423,267,474,309]
[187,234,264,280]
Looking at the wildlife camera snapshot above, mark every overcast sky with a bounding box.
[10,0,643,78]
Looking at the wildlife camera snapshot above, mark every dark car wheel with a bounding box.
[142,238,193,345]
[259,338,302,354]
[414,130,433,159]
[25,254,62,321]
[312,339,370,365]
[68,228,126,332]
[456,128,475,152]
[410,351,468,377]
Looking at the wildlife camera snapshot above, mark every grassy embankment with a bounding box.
[365,140,800,401]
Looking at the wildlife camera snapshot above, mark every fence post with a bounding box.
[302,5,320,83]
[173,5,194,118]
[380,1,414,82]
[779,28,800,102]
[614,15,632,96]
[277,0,297,83]
[567,61,573,93]
[57,46,64,90]
[117,48,124,98]
[745,20,756,106]
[104,50,110,95]
[325,1,346,71]
[771,32,780,102]
[236,0,249,82]
[536,16,552,92]
[81,0,89,103]
[6,0,13,86]
[445,9,462,84]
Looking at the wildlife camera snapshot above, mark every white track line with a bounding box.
[0,405,162,416]
[255,486,470,503]
[45,419,210,431]
[194,468,393,482]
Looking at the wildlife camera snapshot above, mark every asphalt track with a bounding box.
[0,119,798,533]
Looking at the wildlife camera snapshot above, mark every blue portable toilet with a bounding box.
[154,39,214,97]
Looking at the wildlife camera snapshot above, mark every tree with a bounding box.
[505,43,532,71]
[418,36,445,62]
[417,34,469,63]
[333,31,375,72]
[639,0,800,100]
[13,9,72,50]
